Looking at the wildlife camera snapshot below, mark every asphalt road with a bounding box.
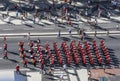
[0,32,120,81]
[0,35,120,70]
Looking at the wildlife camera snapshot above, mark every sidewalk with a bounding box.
[90,68,120,80]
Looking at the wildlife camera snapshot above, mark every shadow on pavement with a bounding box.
[8,58,18,63]
[8,51,19,56]
[60,37,70,42]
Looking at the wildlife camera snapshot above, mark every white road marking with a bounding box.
[23,28,34,30]
[43,27,55,29]
[0,58,3,60]
[3,29,14,30]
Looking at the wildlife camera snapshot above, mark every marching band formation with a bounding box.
[2,36,111,73]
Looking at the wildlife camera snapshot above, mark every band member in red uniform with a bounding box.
[3,50,8,59]
[29,48,34,55]
[3,43,7,51]
[33,58,37,67]
[22,53,26,60]
[23,59,28,67]
[16,64,20,74]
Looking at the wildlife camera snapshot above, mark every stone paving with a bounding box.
[90,68,120,80]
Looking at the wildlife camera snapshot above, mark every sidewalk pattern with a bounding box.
[0,69,89,81]
[0,11,115,25]
[90,68,120,81]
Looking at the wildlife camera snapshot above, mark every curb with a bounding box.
[0,31,120,37]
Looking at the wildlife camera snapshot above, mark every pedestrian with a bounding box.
[60,73,63,81]
[2,14,5,20]
[38,14,42,23]
[37,38,41,43]
[16,10,19,17]
[94,16,98,25]
[6,7,9,16]
[3,50,8,59]
[16,64,20,74]
[3,36,6,44]
[58,30,61,38]
[68,29,72,37]
[54,16,57,23]
[116,25,119,30]
[40,59,45,74]
[48,67,52,75]
[20,14,24,24]
[88,70,91,78]
[79,30,83,41]
[33,58,37,67]
[103,65,106,72]
[28,32,30,42]
[107,11,111,19]
[33,15,36,24]
[63,64,67,71]
[98,8,102,18]
[94,30,97,37]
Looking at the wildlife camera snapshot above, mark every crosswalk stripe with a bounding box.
[68,69,78,81]
[77,69,88,81]
[53,69,68,81]
[26,72,42,81]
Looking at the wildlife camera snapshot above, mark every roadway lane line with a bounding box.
[43,27,55,29]
[0,58,3,60]
[23,28,34,30]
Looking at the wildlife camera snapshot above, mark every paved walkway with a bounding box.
[0,11,118,25]
[90,68,120,80]
[0,69,89,81]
